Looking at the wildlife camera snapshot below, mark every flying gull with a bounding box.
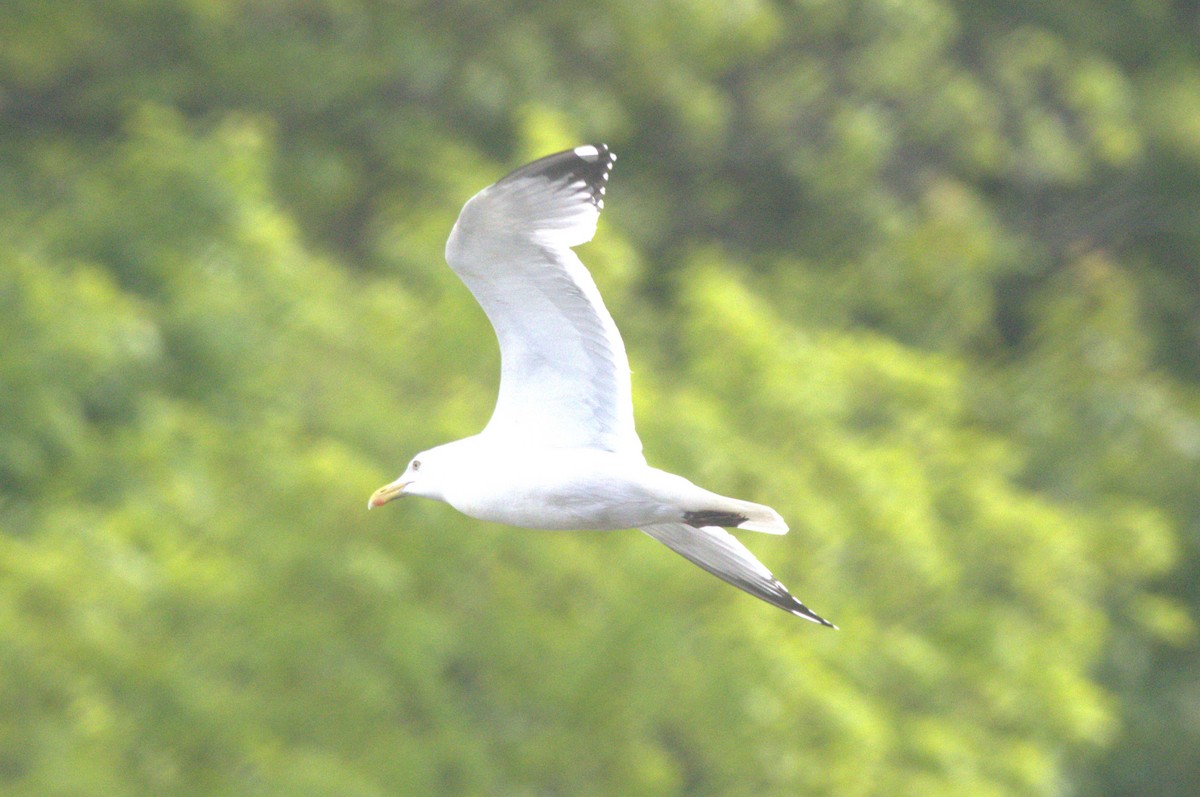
[369,144,834,627]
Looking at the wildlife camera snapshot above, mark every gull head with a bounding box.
[368,444,454,509]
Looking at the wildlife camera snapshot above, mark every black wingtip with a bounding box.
[496,143,617,210]
[758,574,837,628]
[796,609,838,629]
[789,597,838,629]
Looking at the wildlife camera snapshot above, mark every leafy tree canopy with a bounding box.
[2,1,1197,794]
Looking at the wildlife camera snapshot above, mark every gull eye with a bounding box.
[412,460,421,472]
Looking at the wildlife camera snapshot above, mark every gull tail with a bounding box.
[683,497,789,535]
[640,522,836,628]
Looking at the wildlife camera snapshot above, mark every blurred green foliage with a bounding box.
[2,1,1198,794]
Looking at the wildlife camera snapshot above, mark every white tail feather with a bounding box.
[731,499,789,534]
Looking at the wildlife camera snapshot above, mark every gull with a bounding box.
[369,144,834,627]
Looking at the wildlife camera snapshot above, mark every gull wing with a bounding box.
[444,144,642,455]
[640,523,836,627]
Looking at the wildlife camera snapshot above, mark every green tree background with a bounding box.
[2,0,1198,794]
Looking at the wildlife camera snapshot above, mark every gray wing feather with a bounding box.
[640,522,835,627]
[444,144,641,455]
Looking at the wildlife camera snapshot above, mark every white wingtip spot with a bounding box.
[574,145,600,160]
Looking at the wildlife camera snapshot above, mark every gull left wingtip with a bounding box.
[793,603,838,629]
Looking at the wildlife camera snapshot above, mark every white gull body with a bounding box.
[369,144,834,627]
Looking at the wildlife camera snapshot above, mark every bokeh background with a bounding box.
[3,1,1199,794]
